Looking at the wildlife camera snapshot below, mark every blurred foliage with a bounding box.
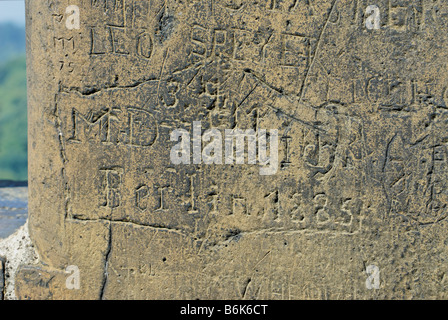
[0,23,27,181]
[0,23,25,63]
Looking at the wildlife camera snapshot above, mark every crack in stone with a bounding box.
[60,77,158,97]
[67,217,186,236]
[53,89,71,220]
[99,222,112,300]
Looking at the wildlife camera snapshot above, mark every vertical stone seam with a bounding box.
[99,222,112,300]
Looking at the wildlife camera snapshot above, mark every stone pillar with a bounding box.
[18,0,448,299]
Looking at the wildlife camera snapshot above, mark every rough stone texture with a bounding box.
[0,222,39,300]
[21,0,448,299]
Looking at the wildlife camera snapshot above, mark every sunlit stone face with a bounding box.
[19,0,448,299]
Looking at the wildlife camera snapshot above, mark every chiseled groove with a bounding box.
[99,222,112,300]
[66,217,186,236]
[60,77,158,96]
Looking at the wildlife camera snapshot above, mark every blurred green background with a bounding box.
[0,22,27,181]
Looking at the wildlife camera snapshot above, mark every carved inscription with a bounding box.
[26,0,448,300]
[67,107,158,148]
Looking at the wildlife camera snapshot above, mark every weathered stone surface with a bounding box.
[21,0,448,299]
[0,222,38,300]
